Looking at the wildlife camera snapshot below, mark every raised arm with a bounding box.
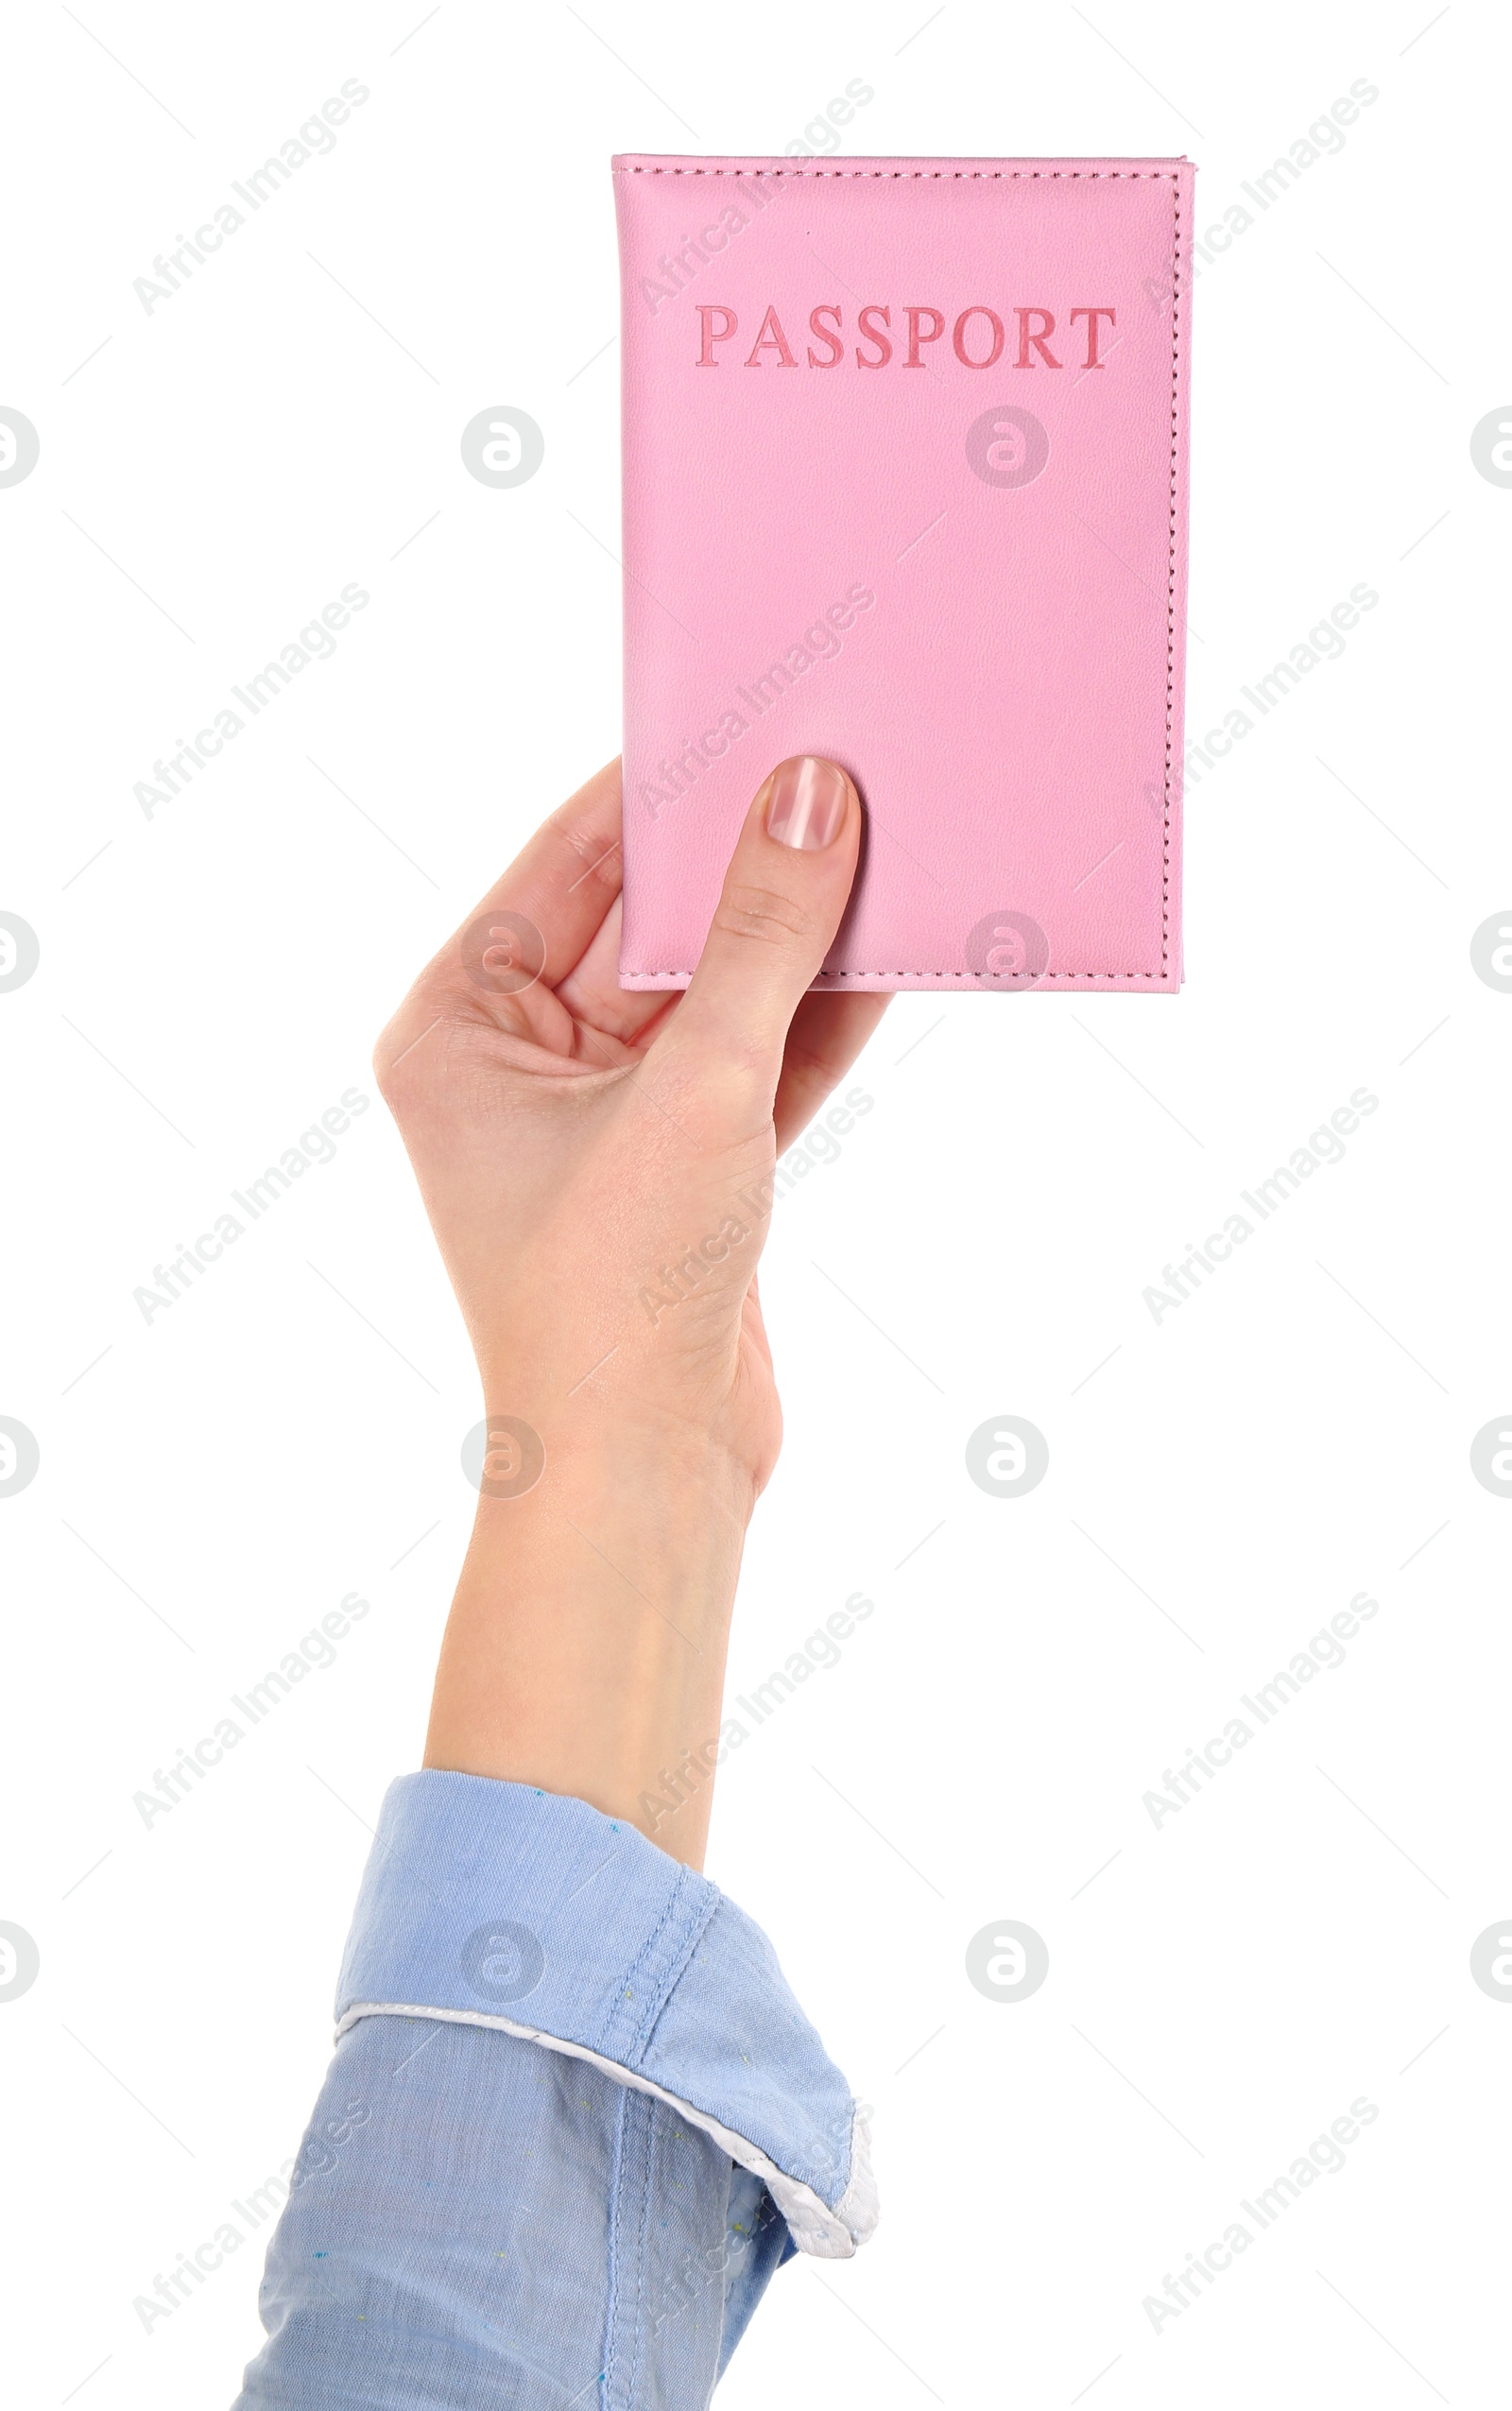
[233,756,883,2407]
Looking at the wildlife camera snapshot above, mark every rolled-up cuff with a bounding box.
[335,1769,878,2259]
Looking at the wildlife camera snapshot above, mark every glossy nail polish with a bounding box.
[763,756,850,852]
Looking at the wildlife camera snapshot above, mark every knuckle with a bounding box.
[712,883,815,950]
[371,1009,435,1113]
[554,811,621,893]
[371,1026,407,1110]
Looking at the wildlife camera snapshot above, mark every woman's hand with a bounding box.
[374,755,884,1863]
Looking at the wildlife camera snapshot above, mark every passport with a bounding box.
[613,153,1194,991]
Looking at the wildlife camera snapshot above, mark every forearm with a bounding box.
[423,1426,756,1867]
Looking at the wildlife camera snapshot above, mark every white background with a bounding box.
[4,2,1508,2405]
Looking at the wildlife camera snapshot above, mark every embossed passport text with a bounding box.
[614,153,1194,991]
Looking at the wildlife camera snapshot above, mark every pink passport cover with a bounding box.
[614,154,1193,991]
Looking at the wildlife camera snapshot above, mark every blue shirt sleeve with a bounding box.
[233,1770,876,2406]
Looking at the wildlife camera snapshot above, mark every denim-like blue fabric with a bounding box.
[233,1771,866,2406]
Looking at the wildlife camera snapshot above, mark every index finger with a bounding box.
[444,756,626,994]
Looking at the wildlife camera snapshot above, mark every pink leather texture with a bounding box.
[614,154,1194,991]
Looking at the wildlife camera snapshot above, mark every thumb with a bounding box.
[666,756,862,1105]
